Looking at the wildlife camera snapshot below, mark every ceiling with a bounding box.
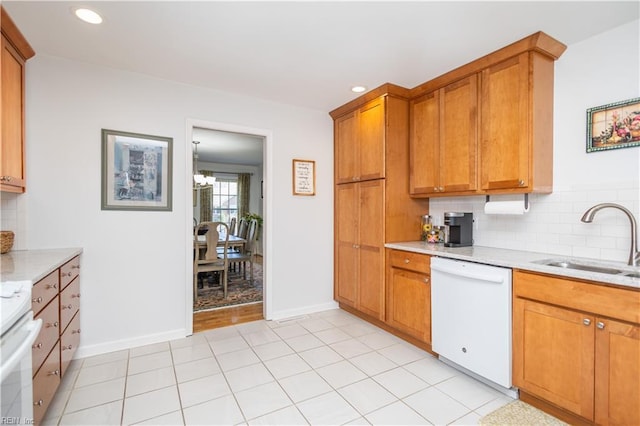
[192,128,264,166]
[4,1,639,163]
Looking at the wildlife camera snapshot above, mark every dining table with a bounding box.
[194,233,246,251]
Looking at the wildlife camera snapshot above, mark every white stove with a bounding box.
[1,281,32,335]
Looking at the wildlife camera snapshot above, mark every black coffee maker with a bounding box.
[444,212,473,247]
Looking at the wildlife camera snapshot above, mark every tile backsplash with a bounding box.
[0,192,27,250]
[428,180,640,264]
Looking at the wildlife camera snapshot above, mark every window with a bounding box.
[211,177,238,224]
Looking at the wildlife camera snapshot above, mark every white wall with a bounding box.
[18,55,335,356]
[429,20,640,264]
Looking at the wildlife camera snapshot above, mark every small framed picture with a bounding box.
[292,159,316,196]
[586,97,640,153]
[101,129,173,211]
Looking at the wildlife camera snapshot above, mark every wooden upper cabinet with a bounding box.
[410,75,478,196]
[480,51,556,193]
[335,97,385,184]
[1,7,35,193]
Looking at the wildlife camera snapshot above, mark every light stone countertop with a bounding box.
[385,241,640,290]
[1,248,83,284]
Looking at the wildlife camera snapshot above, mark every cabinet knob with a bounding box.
[423,278,430,284]
[518,179,525,187]
[439,187,444,192]
[71,265,80,270]
[34,400,44,407]
[583,318,591,326]
[72,328,81,334]
[46,283,58,290]
[32,296,43,304]
[0,176,12,182]
[47,321,59,328]
[33,342,43,349]
[72,293,81,298]
[404,259,410,264]
[62,304,73,310]
[597,321,605,330]
[62,345,73,351]
[47,370,60,376]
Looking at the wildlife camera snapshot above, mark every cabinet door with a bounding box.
[513,298,595,420]
[387,266,430,343]
[33,341,61,426]
[409,91,439,195]
[594,318,640,426]
[440,75,477,193]
[334,183,359,307]
[480,53,530,191]
[335,111,358,184]
[1,35,26,192]
[358,98,385,182]
[357,180,384,319]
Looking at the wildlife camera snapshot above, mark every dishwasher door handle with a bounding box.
[431,264,505,284]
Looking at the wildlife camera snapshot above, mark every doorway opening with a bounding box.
[186,120,271,334]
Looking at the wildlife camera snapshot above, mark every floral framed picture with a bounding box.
[586,97,640,153]
[101,129,173,211]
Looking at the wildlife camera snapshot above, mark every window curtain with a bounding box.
[198,170,216,222]
[237,173,251,219]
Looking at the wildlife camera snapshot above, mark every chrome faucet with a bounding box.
[581,203,639,267]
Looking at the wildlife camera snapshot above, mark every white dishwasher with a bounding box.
[431,257,514,394]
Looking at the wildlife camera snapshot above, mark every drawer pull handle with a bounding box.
[597,321,605,330]
[32,297,43,304]
[583,319,591,326]
[45,283,58,290]
[71,265,80,269]
[47,321,59,328]
[72,328,81,334]
[34,400,43,407]
[72,293,81,298]
[404,259,410,264]
[33,342,43,349]
[62,345,73,351]
[48,370,60,376]
[62,304,73,310]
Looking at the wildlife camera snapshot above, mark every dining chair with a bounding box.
[194,221,230,300]
[229,217,237,235]
[227,219,258,282]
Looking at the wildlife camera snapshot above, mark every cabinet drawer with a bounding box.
[33,341,61,426]
[60,277,80,331]
[389,250,430,274]
[60,256,80,290]
[60,312,81,377]
[31,270,59,315]
[32,295,60,376]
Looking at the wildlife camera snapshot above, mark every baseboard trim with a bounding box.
[268,301,339,321]
[74,328,188,359]
[519,390,594,426]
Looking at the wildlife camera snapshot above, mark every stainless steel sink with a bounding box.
[533,258,640,279]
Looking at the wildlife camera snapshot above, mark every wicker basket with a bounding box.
[0,231,15,254]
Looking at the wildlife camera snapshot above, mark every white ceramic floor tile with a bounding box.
[344,417,371,425]
[234,381,293,420]
[252,340,295,361]
[404,357,460,385]
[316,360,368,389]
[224,362,275,393]
[129,341,171,358]
[171,342,213,365]
[272,324,309,339]
[125,366,176,397]
[43,388,71,420]
[371,367,430,399]
[338,378,397,415]
[377,343,428,365]
[452,410,482,425]
[365,400,430,425]
[209,335,250,355]
[357,332,401,350]
[474,394,514,416]
[349,351,398,376]
[173,356,221,383]
[202,325,240,342]
[75,359,128,388]
[81,350,129,368]
[243,328,282,347]
[330,338,373,359]
[340,322,379,338]
[65,377,125,413]
[435,374,503,410]
[216,347,261,371]
[182,394,244,425]
[134,410,184,425]
[284,333,325,352]
[296,391,360,425]
[127,350,173,375]
[121,386,181,425]
[404,387,472,426]
[297,317,334,333]
[170,333,208,349]
[248,405,309,425]
[278,370,333,403]
[235,320,273,336]
[264,353,312,379]
[314,327,352,344]
[58,400,123,426]
[298,345,343,369]
[178,372,231,408]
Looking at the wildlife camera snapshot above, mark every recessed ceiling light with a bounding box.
[351,86,367,93]
[74,8,103,24]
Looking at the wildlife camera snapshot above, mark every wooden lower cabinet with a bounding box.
[60,312,81,377]
[33,342,61,425]
[386,250,431,344]
[513,270,640,425]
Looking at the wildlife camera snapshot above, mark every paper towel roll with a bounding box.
[484,200,529,215]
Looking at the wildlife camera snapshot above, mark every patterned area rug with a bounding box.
[194,263,262,312]
[480,400,568,425]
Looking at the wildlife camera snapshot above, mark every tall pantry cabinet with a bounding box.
[331,84,429,321]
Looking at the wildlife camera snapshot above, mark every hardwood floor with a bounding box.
[193,302,264,332]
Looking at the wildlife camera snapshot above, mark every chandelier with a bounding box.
[192,141,216,187]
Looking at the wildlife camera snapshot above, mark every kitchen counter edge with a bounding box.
[385,242,640,290]
[1,248,83,284]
